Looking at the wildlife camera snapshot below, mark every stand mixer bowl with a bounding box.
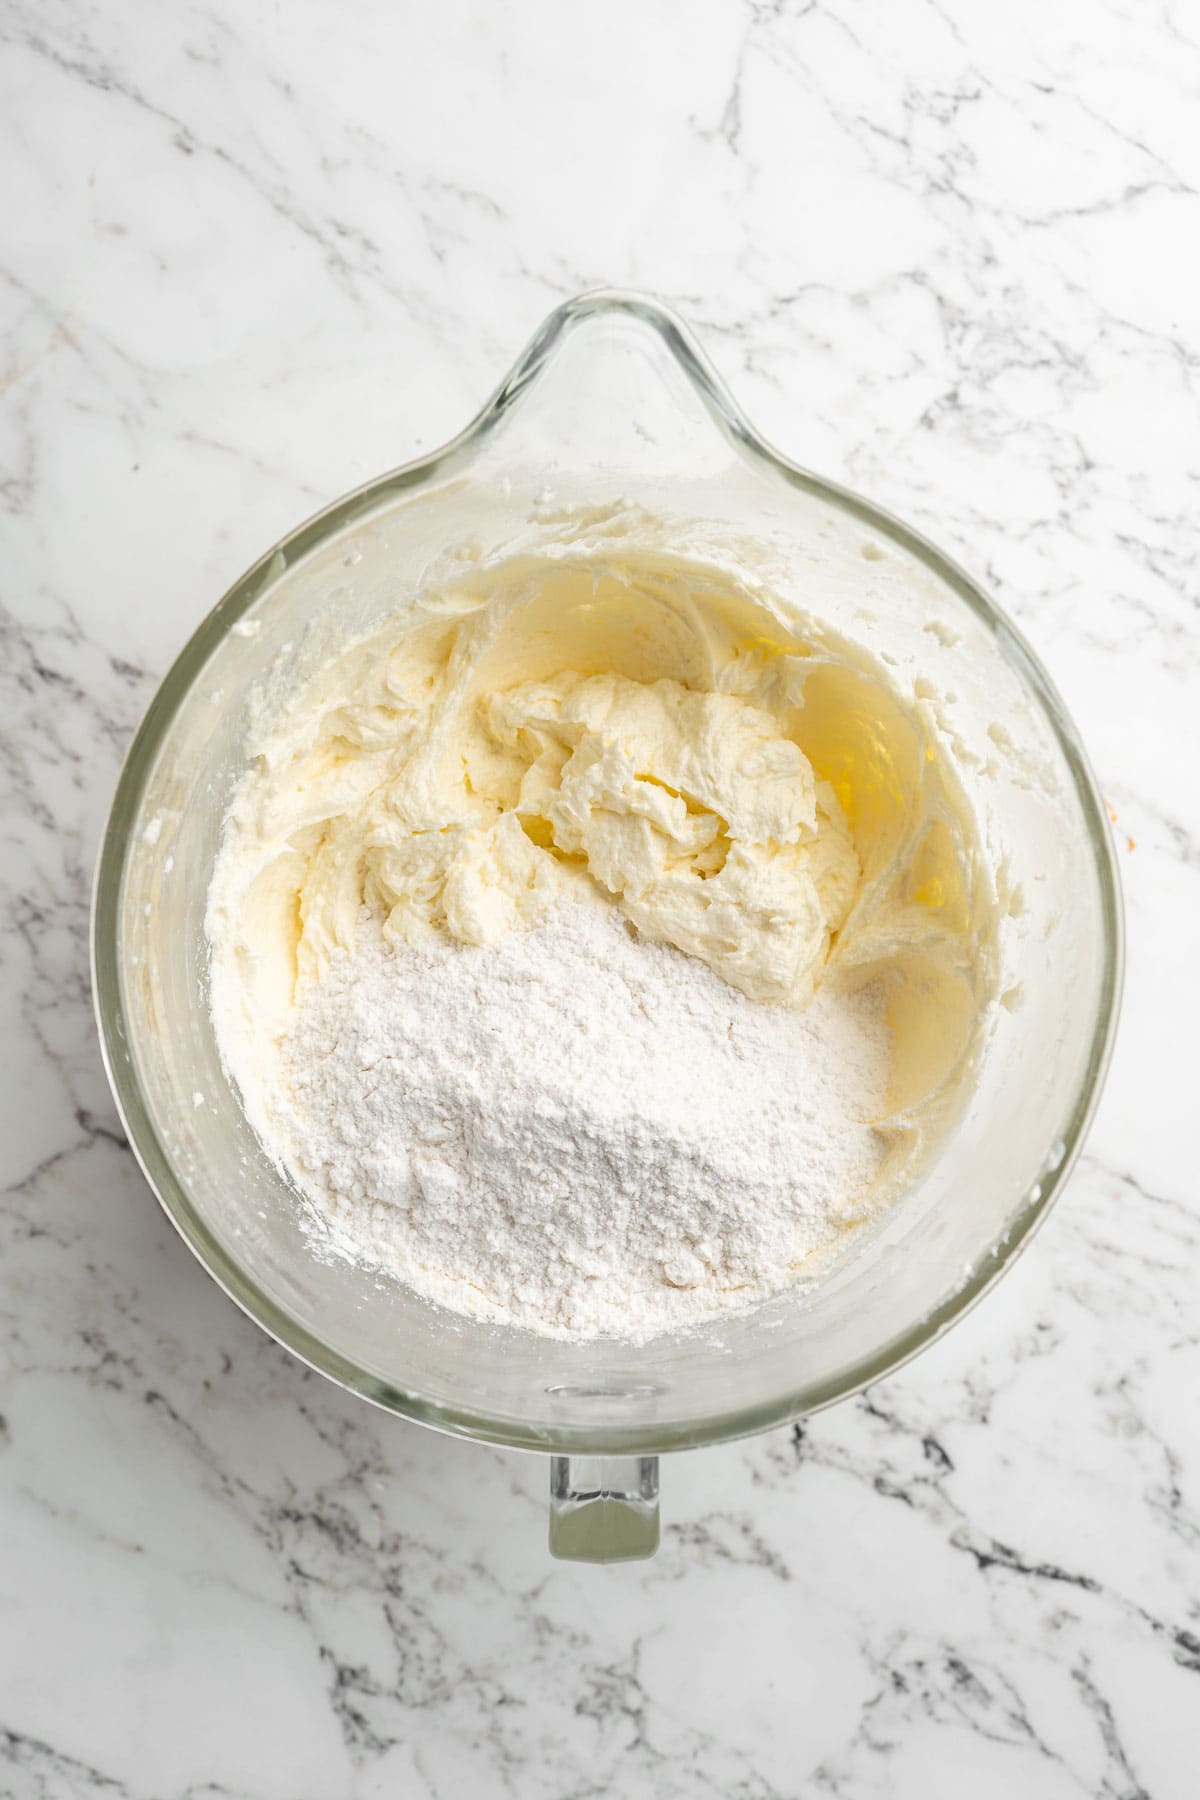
[92,292,1122,1561]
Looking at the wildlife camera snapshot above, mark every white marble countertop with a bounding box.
[3,1,1196,1794]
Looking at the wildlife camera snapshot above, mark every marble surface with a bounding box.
[2,0,1197,1793]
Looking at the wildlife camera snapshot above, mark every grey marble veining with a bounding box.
[2,0,1197,1794]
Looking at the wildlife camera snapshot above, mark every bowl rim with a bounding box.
[91,289,1124,1455]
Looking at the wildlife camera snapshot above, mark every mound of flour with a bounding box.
[271,901,891,1339]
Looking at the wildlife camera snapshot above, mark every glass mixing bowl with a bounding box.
[92,293,1122,1561]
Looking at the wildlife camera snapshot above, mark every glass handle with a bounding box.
[548,1454,660,1562]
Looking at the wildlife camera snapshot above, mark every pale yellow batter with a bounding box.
[208,549,998,1155]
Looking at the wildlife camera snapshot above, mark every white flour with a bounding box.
[269,900,891,1339]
